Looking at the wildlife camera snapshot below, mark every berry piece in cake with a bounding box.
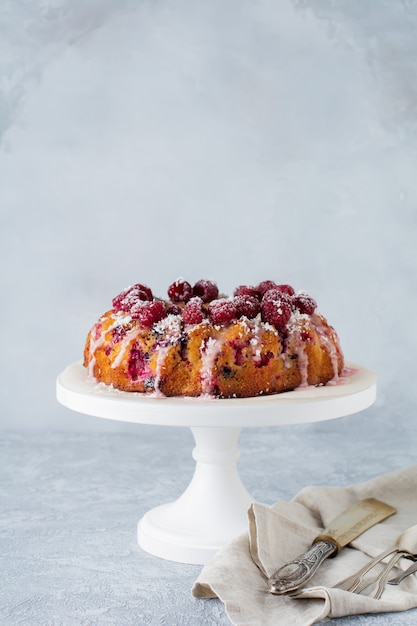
[111,326,128,344]
[256,280,278,297]
[261,298,292,332]
[182,297,205,325]
[254,351,273,368]
[209,299,237,325]
[230,339,245,365]
[233,285,260,299]
[292,293,317,315]
[168,279,193,303]
[130,300,166,327]
[233,295,260,319]
[193,279,219,303]
[127,344,148,380]
[112,283,153,313]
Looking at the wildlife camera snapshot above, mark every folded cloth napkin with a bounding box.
[193,464,417,626]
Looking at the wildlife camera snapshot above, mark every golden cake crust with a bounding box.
[83,279,344,398]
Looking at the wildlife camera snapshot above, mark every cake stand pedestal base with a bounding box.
[138,427,251,564]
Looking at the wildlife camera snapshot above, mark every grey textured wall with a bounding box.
[1,0,416,430]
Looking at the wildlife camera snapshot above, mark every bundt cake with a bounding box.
[83,279,344,398]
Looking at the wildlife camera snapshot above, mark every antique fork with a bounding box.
[334,548,417,599]
[388,560,417,585]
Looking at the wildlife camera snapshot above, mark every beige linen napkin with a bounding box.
[193,464,417,625]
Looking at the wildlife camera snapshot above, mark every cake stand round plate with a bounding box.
[57,361,376,564]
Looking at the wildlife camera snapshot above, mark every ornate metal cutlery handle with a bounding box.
[268,540,337,594]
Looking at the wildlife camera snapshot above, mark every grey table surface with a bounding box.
[2,405,417,626]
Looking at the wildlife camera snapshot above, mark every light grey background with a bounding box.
[2,4,417,625]
[1,0,417,431]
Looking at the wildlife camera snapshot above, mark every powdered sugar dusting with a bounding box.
[113,312,133,325]
[154,314,182,343]
[287,310,310,333]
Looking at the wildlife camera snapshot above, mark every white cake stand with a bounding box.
[56,361,376,565]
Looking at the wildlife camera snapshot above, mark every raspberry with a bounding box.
[233,295,260,319]
[261,298,292,332]
[292,293,317,315]
[112,283,153,313]
[276,284,295,296]
[193,279,219,303]
[262,288,292,305]
[167,279,193,303]
[257,280,278,297]
[233,285,260,299]
[209,299,237,325]
[138,284,153,300]
[131,300,166,328]
[129,301,144,319]
[182,297,205,325]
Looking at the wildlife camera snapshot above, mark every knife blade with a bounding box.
[268,497,397,594]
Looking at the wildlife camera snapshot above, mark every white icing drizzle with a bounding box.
[285,310,311,385]
[87,317,121,378]
[294,341,309,386]
[111,325,141,369]
[312,313,340,382]
[200,336,224,395]
[152,315,183,396]
[151,345,171,398]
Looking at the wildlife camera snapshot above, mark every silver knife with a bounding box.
[268,498,397,594]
